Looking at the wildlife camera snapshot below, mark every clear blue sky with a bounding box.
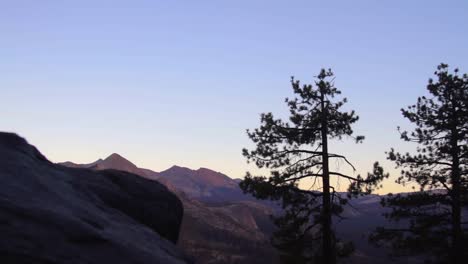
[1,0,467,193]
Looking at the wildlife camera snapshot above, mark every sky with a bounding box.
[1,0,467,194]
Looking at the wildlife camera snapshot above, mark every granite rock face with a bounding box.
[0,132,190,264]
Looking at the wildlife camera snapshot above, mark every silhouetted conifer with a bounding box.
[240,69,386,264]
[371,64,468,264]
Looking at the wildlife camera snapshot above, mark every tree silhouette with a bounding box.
[371,63,468,264]
[240,69,385,263]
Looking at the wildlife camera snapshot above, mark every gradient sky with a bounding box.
[1,0,467,194]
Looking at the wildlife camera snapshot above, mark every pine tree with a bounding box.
[371,63,468,263]
[240,69,385,263]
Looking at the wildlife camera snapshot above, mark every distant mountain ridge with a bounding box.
[61,153,161,179]
[60,154,248,204]
[60,153,277,264]
[60,153,411,264]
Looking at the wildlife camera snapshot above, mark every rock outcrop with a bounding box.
[0,132,190,264]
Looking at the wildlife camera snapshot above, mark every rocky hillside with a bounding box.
[157,166,242,203]
[161,172,279,264]
[61,154,278,264]
[176,194,277,264]
[0,133,191,264]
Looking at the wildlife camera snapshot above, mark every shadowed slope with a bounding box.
[0,132,190,264]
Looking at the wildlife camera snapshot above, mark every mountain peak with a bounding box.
[197,167,217,173]
[169,165,186,170]
[103,153,136,166]
[95,153,139,172]
[105,153,126,161]
[161,165,193,175]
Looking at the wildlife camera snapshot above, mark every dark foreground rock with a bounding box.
[0,132,191,264]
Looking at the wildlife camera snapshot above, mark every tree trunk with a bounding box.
[320,87,335,264]
[451,127,462,264]
[449,94,462,264]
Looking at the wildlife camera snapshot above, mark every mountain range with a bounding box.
[60,153,420,264]
[61,154,278,264]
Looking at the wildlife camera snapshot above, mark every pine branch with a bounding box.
[328,153,357,171]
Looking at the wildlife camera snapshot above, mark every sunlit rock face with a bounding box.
[157,166,240,203]
[0,132,191,264]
